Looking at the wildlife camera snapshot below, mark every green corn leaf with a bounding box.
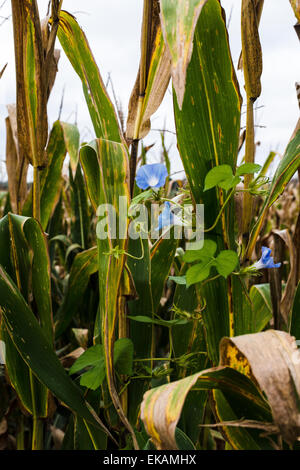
[128,316,189,328]
[114,338,134,377]
[247,129,300,258]
[151,232,179,313]
[0,265,113,437]
[127,237,153,356]
[233,281,273,337]
[175,428,196,450]
[69,165,90,249]
[80,139,138,448]
[79,141,100,211]
[173,0,241,207]
[73,415,107,451]
[0,216,33,414]
[20,217,53,343]
[172,0,243,360]
[60,121,80,177]
[38,122,67,230]
[172,265,208,444]
[0,214,53,417]
[290,282,300,340]
[81,139,130,352]
[213,389,272,450]
[23,120,76,230]
[249,283,273,333]
[3,214,53,344]
[57,11,123,143]
[127,237,154,425]
[55,247,98,338]
[0,325,33,414]
[258,151,277,178]
[265,130,300,207]
[172,263,206,362]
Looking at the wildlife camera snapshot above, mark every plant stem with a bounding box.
[33,166,40,221]
[118,296,128,416]
[16,414,25,450]
[32,415,44,451]
[204,188,236,233]
[129,0,153,197]
[31,166,44,450]
[242,97,255,239]
[130,139,139,198]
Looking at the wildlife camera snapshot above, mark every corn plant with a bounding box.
[0,0,299,451]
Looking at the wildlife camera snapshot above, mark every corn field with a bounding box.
[0,0,300,453]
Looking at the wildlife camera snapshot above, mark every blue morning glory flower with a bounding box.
[253,246,281,270]
[136,163,168,190]
[156,202,174,231]
[155,202,185,231]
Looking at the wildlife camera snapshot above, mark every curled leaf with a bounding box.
[141,330,300,449]
[126,0,171,140]
[241,0,263,100]
[290,0,300,22]
[11,0,49,167]
[220,330,300,445]
[160,0,209,109]
[5,105,29,213]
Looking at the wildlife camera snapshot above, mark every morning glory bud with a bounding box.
[253,246,281,270]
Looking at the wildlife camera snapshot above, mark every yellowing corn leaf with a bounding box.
[41,16,61,99]
[5,105,29,214]
[247,129,300,258]
[126,0,171,140]
[57,11,123,143]
[11,0,48,168]
[220,331,300,445]
[272,229,298,323]
[80,139,139,449]
[241,0,263,101]
[160,0,209,109]
[238,0,264,71]
[290,0,300,21]
[141,330,300,449]
[141,365,271,450]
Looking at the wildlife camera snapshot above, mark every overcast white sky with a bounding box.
[0,0,299,181]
